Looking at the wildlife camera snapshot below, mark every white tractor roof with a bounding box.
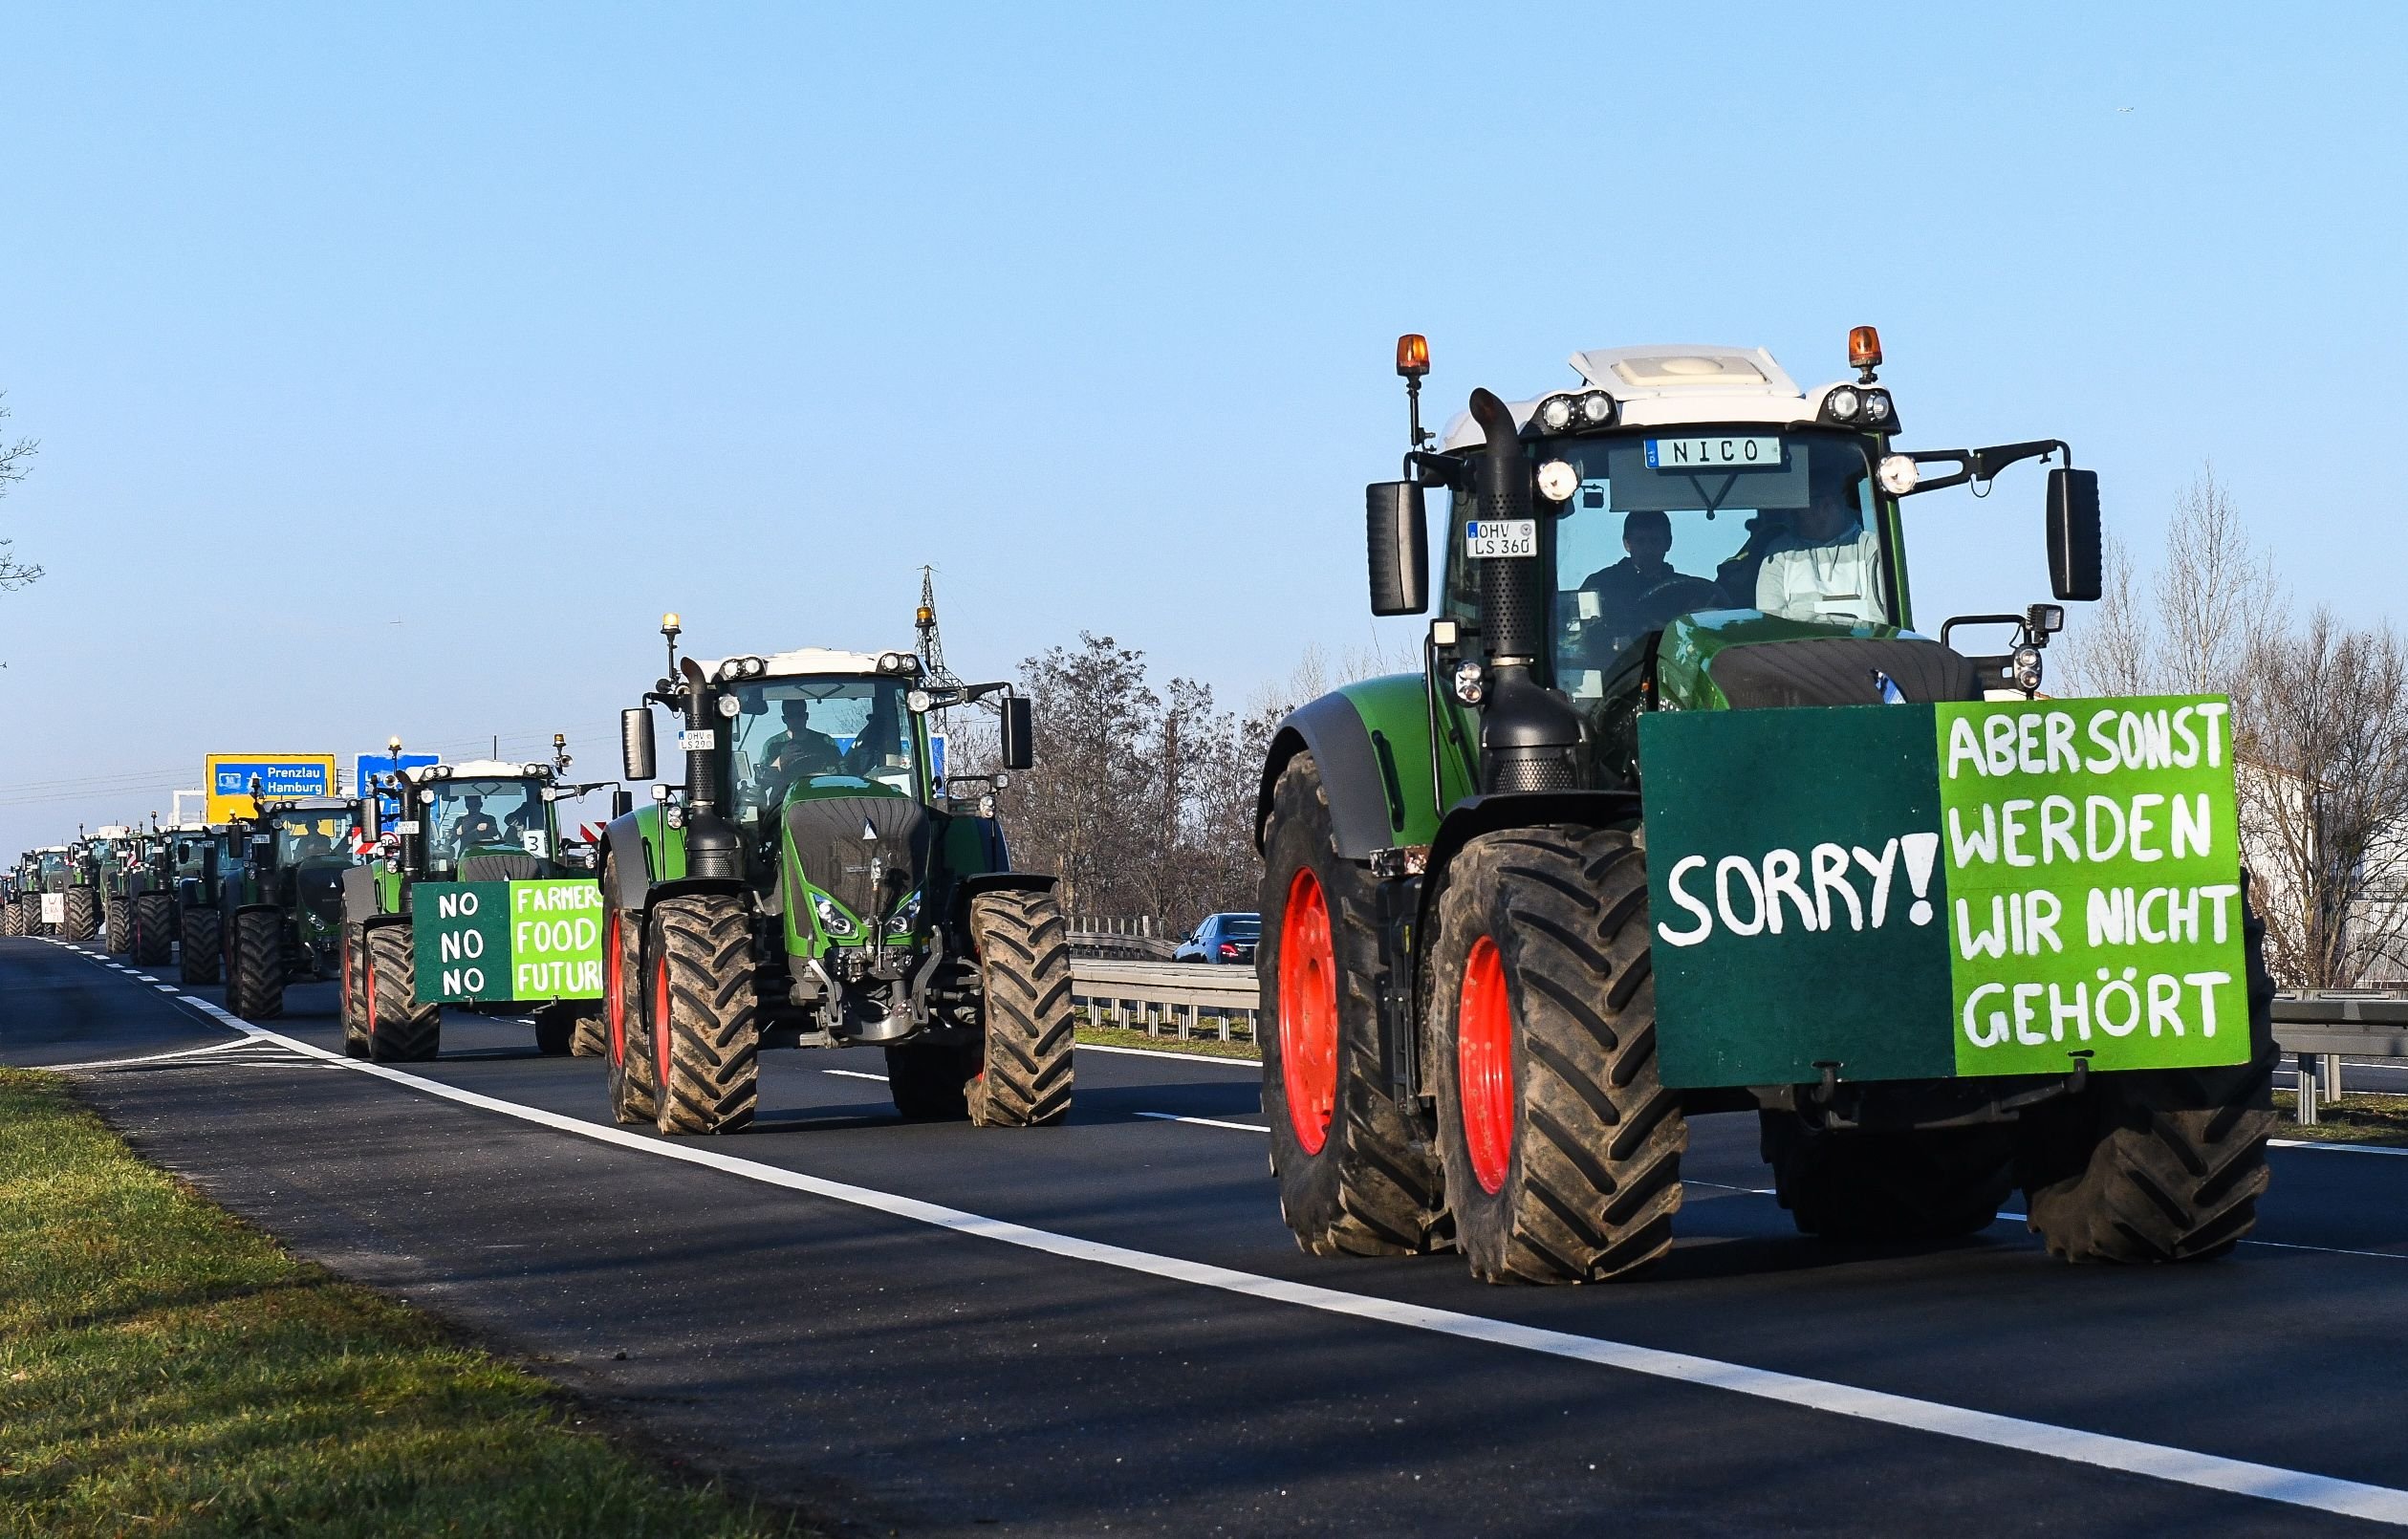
[1439,343,1824,450]
[408,758,549,783]
[692,646,911,682]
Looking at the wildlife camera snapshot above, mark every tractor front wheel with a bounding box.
[338,923,368,1057]
[105,898,131,955]
[61,889,99,943]
[649,896,757,1136]
[569,1012,606,1057]
[130,894,176,966]
[180,907,221,985]
[965,888,1074,1128]
[1258,752,1450,1258]
[2,900,22,937]
[227,908,283,1020]
[1428,827,1685,1284]
[603,902,658,1125]
[2016,895,2277,1262]
[364,924,439,1061]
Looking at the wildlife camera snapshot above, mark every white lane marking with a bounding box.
[154,984,178,992]
[1077,1041,1261,1067]
[1136,1111,1269,1134]
[36,1037,294,1073]
[2270,1138,2408,1158]
[2243,1237,2407,1262]
[134,974,160,983]
[822,1069,890,1082]
[62,950,2408,1526]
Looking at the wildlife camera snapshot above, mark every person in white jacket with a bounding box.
[1754,477,1885,623]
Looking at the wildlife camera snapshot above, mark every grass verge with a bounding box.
[0,1066,804,1539]
[1074,1023,1261,1062]
[2271,1089,2408,1147]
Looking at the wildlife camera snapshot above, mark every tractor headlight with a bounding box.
[716,693,741,718]
[1825,386,1862,422]
[1877,454,1920,495]
[1862,389,1894,424]
[1452,661,1486,705]
[664,804,685,829]
[1578,391,1615,425]
[2011,644,2045,694]
[812,895,858,938]
[1537,395,1573,432]
[1535,460,1578,503]
[878,652,913,674]
[887,892,922,936]
[906,688,933,714]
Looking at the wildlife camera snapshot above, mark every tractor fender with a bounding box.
[643,877,746,910]
[1254,692,1395,860]
[599,813,654,912]
[1414,788,1643,972]
[948,871,1058,927]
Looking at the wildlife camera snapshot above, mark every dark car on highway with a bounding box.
[1174,911,1260,965]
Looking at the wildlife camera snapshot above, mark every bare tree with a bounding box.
[2054,531,2150,697]
[0,392,39,592]
[2155,465,2279,697]
[2233,614,2408,988]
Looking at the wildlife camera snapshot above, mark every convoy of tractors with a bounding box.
[4,329,2278,1283]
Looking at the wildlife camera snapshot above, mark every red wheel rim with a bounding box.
[1457,935,1514,1195]
[1278,867,1338,1155]
[605,908,625,1065]
[652,946,673,1091]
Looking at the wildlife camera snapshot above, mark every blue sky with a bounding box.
[1,4,2401,848]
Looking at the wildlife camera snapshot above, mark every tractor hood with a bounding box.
[782,789,937,930]
[1656,611,1983,711]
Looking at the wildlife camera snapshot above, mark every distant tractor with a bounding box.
[118,825,182,967]
[57,835,106,942]
[0,858,29,936]
[170,823,239,985]
[601,617,1071,1135]
[1255,330,2272,1283]
[219,792,367,1020]
[340,740,619,1062]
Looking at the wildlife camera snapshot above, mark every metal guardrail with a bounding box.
[1070,959,1259,1044]
[1061,966,2407,1127]
[2273,996,2408,1125]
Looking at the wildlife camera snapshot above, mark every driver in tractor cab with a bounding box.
[1575,509,1681,620]
[451,795,503,852]
[759,699,846,803]
[1754,461,1883,623]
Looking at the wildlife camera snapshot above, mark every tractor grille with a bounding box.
[1708,637,1982,710]
[782,795,936,924]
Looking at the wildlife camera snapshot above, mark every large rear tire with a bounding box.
[603,901,658,1125]
[131,894,176,967]
[364,923,440,1061]
[106,898,132,955]
[965,888,1074,1127]
[2017,898,2277,1263]
[569,1012,606,1057]
[338,923,368,1057]
[227,908,284,1021]
[1258,752,1450,1258]
[887,1038,978,1120]
[1761,1116,2014,1241]
[2,900,22,938]
[1428,827,1685,1284]
[62,888,99,943]
[180,907,222,984]
[648,895,758,1136]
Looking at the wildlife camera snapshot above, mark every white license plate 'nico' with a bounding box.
[1465,519,1537,559]
[1646,436,1782,469]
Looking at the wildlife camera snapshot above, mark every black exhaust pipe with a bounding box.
[1466,389,1585,794]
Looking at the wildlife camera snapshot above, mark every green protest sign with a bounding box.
[410,879,604,1004]
[1638,695,2247,1090]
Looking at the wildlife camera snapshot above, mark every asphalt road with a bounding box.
[8,935,2408,1537]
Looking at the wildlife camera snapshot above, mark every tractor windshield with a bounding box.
[37,853,66,883]
[726,677,921,822]
[425,779,545,861]
[271,810,355,867]
[1494,428,1889,696]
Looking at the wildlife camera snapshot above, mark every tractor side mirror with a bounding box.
[612,788,635,819]
[1000,696,1035,770]
[1366,481,1429,616]
[620,707,656,783]
[2047,468,2102,602]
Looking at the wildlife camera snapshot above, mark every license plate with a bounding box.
[396,820,421,835]
[677,729,716,751]
[1465,519,1536,558]
[1645,436,1782,469]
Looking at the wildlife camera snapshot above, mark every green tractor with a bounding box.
[111,822,184,967]
[57,834,106,942]
[338,739,621,1062]
[219,791,368,1021]
[600,618,1072,1137]
[0,856,31,937]
[1256,330,2274,1283]
[169,823,238,985]
[17,847,74,937]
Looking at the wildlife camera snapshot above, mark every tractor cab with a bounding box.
[34,847,70,894]
[225,795,365,985]
[396,759,568,879]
